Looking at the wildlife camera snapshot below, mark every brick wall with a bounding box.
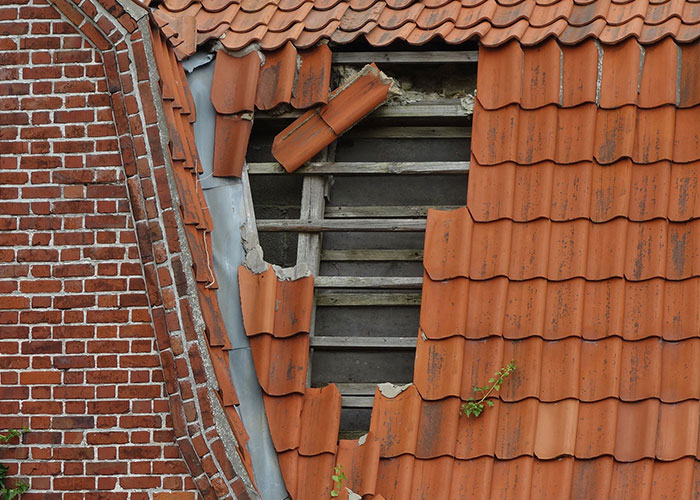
[0,1,199,497]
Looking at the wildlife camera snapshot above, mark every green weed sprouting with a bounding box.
[0,428,29,500]
[330,464,346,498]
[460,361,516,418]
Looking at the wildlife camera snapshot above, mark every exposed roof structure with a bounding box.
[152,0,700,58]
[147,2,700,499]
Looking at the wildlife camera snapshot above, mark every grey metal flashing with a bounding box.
[187,57,289,500]
[129,13,261,498]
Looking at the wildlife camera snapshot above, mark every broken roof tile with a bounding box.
[334,433,380,498]
[274,63,391,172]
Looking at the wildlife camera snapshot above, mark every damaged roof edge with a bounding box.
[185,54,290,500]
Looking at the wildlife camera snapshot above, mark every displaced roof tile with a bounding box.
[212,114,252,177]
[248,333,309,395]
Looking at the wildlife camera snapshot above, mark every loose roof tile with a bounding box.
[273,63,392,172]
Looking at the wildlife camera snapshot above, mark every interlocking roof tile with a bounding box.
[155,0,700,58]
[151,0,700,495]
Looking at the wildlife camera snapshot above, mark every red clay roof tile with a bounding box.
[213,114,252,177]
[255,41,296,109]
[259,20,305,49]
[210,49,260,114]
[249,333,309,395]
[238,266,314,338]
[334,433,381,498]
[377,3,424,28]
[262,393,303,451]
[268,2,312,31]
[298,385,341,455]
[290,44,331,108]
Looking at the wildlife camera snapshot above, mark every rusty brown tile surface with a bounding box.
[154,0,700,58]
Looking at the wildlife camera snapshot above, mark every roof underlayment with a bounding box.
[148,2,700,499]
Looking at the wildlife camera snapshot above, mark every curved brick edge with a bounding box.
[44,0,257,498]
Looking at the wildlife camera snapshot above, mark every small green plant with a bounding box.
[330,464,346,498]
[460,361,516,418]
[0,428,29,500]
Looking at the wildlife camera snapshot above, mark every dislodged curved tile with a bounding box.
[213,114,252,177]
[291,43,332,108]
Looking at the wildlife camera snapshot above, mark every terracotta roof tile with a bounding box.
[259,21,305,49]
[290,44,331,108]
[299,385,341,455]
[268,3,311,30]
[273,63,391,172]
[213,114,253,177]
[249,333,309,395]
[334,434,380,497]
[238,266,314,338]
[255,41,296,109]
[262,393,303,451]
